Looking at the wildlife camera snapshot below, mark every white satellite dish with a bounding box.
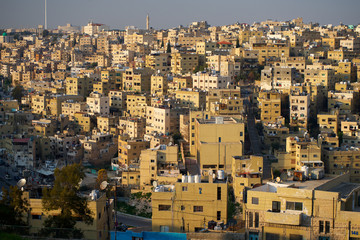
[276,177,281,183]
[100,181,109,190]
[152,181,158,187]
[17,179,26,188]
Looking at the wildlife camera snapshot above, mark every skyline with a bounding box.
[0,0,359,30]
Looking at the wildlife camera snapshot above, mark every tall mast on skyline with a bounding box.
[45,0,47,29]
[146,14,149,31]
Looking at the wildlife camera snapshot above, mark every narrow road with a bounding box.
[245,102,272,180]
[116,212,152,232]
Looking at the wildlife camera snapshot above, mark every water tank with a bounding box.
[217,170,225,180]
[194,175,200,183]
[301,166,309,178]
[154,186,161,192]
[188,175,194,183]
[182,175,187,183]
[159,185,165,192]
[215,117,224,124]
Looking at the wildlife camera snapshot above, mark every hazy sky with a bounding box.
[0,0,359,30]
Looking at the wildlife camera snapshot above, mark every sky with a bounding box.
[0,0,359,30]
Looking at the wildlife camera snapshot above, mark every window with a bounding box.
[266,233,280,240]
[199,188,202,194]
[286,201,303,211]
[272,201,281,212]
[217,187,221,200]
[182,186,188,191]
[252,197,259,205]
[181,205,185,211]
[248,212,253,227]
[255,212,259,228]
[319,220,324,233]
[325,221,330,233]
[289,234,303,240]
[193,206,203,212]
[32,214,41,220]
[159,205,171,211]
[217,211,221,220]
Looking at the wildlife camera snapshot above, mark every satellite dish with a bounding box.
[17,179,26,188]
[100,181,109,190]
[276,177,281,183]
[152,181,158,187]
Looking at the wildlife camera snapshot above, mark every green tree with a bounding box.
[0,186,29,228]
[41,164,93,238]
[172,132,183,145]
[166,41,171,53]
[236,38,240,48]
[11,85,24,103]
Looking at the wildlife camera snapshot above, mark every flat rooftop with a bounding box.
[328,182,360,200]
[252,176,337,193]
[197,116,243,124]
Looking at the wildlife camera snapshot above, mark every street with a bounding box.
[116,212,152,232]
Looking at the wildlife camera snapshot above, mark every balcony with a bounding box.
[264,211,302,225]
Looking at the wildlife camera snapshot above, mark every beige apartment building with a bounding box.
[97,116,117,133]
[86,92,109,116]
[145,106,182,135]
[118,135,149,166]
[175,89,206,110]
[252,43,290,64]
[145,53,171,74]
[245,174,360,240]
[61,101,87,119]
[171,52,199,75]
[191,116,245,174]
[273,137,323,172]
[25,191,113,240]
[304,68,336,90]
[290,93,310,128]
[322,147,360,183]
[66,77,94,97]
[192,72,233,90]
[151,74,168,96]
[317,111,340,134]
[196,41,217,55]
[109,90,128,113]
[328,91,359,115]
[118,117,146,139]
[232,155,263,202]
[122,67,153,93]
[139,145,180,187]
[74,112,94,134]
[82,132,117,165]
[258,91,283,124]
[152,178,228,232]
[206,55,241,77]
[126,94,151,118]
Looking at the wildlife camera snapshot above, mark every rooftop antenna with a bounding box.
[45,0,47,29]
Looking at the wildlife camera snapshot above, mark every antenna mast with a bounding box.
[45,0,47,29]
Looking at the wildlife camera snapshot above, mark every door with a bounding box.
[249,232,259,240]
